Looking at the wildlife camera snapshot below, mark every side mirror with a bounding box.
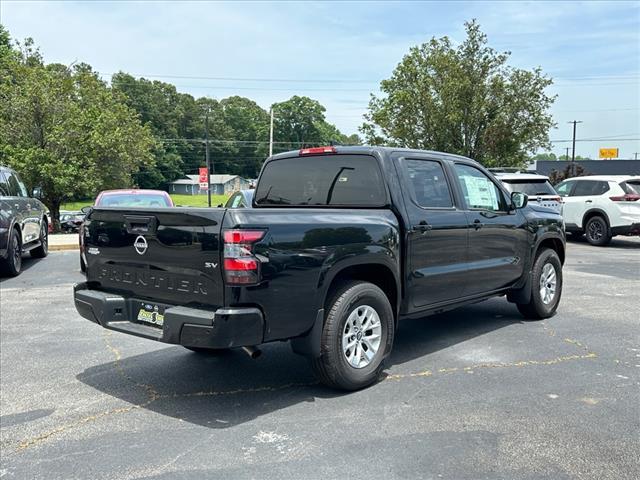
[511,191,528,210]
[32,187,42,198]
[80,206,93,215]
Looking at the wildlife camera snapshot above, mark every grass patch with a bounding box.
[60,200,93,211]
[170,194,229,207]
[62,194,229,211]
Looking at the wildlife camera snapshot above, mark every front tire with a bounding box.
[517,248,563,320]
[311,281,394,391]
[31,221,49,258]
[585,216,611,246]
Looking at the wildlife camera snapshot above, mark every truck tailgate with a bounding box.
[84,207,225,308]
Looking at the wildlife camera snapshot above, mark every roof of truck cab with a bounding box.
[268,146,474,163]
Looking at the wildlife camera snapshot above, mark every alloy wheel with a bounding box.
[539,263,557,305]
[342,305,382,369]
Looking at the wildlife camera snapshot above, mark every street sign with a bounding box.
[199,167,208,190]
[599,148,619,159]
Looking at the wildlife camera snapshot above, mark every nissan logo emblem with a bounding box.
[134,235,148,255]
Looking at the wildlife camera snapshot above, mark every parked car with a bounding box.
[554,175,640,246]
[74,146,565,390]
[79,189,174,272]
[224,189,254,208]
[0,165,49,276]
[93,189,174,208]
[60,211,85,233]
[495,173,562,214]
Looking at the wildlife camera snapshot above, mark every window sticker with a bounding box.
[463,176,498,210]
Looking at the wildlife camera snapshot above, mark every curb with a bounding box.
[49,244,79,252]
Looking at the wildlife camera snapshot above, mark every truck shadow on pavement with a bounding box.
[77,301,522,429]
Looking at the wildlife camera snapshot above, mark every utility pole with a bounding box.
[634,152,639,160]
[205,106,212,207]
[565,147,570,161]
[568,120,583,176]
[269,108,274,157]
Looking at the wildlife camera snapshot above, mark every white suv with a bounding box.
[555,175,640,246]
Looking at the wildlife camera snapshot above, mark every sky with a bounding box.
[1,0,639,159]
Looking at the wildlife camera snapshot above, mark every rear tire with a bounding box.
[1,228,22,277]
[517,248,562,320]
[31,221,49,258]
[585,216,611,246]
[311,281,394,391]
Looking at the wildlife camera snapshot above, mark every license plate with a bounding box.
[136,302,165,328]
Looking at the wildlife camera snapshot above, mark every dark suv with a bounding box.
[0,165,50,276]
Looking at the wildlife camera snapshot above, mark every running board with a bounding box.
[21,240,42,253]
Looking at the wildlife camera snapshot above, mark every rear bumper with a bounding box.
[73,282,264,348]
[612,223,640,236]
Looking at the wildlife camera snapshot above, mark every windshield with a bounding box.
[97,193,172,207]
[255,155,386,206]
[501,179,556,196]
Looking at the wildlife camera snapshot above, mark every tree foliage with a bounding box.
[0,27,154,227]
[361,20,556,167]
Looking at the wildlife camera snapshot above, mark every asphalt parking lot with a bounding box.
[1,238,638,480]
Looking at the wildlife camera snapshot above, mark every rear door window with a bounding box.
[571,180,609,197]
[403,159,453,208]
[255,155,386,206]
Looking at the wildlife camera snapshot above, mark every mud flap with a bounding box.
[290,308,324,358]
[507,270,532,304]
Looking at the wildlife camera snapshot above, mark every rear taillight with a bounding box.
[223,229,266,285]
[609,194,640,202]
[299,146,337,156]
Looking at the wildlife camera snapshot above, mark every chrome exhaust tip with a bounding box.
[241,346,261,359]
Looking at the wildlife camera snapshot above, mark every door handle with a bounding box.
[585,200,593,204]
[411,220,432,233]
[472,219,484,230]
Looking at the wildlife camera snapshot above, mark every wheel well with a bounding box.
[537,238,565,265]
[325,264,398,317]
[582,210,609,230]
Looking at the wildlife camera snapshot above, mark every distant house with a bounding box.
[169,174,250,195]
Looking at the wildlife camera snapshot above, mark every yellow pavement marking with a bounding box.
[15,326,599,451]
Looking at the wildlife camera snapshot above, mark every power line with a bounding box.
[103,71,640,84]
[550,138,639,143]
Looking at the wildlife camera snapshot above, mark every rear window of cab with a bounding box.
[255,155,387,207]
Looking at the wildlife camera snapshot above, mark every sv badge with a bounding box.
[205,262,218,269]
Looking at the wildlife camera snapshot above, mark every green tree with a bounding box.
[271,96,327,152]
[531,152,558,161]
[219,96,268,177]
[0,29,154,228]
[361,20,556,167]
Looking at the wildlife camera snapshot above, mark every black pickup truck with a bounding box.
[74,146,565,390]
